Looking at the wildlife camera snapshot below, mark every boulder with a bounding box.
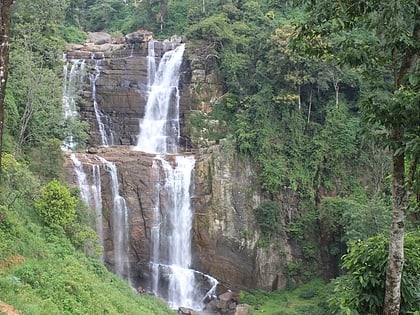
[125,30,153,44]
[86,32,112,45]
[234,304,249,315]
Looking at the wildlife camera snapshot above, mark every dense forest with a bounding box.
[0,0,418,314]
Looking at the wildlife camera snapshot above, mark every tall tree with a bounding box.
[0,0,14,176]
[294,1,419,314]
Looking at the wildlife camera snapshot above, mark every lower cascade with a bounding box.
[150,155,218,310]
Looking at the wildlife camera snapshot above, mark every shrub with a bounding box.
[35,179,77,227]
[328,231,420,314]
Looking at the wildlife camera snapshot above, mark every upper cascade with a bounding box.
[134,44,185,154]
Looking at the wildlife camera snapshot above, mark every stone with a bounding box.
[124,30,153,44]
[87,147,98,154]
[234,304,249,315]
[86,32,112,45]
[219,291,238,303]
[178,307,199,315]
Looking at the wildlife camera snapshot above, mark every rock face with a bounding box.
[64,31,302,296]
[65,31,190,147]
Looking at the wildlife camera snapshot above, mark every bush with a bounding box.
[35,179,77,227]
[328,231,420,314]
[58,25,87,44]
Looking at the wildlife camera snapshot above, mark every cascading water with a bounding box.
[64,40,218,309]
[134,44,184,154]
[62,59,85,151]
[69,154,104,258]
[147,40,157,88]
[90,59,113,146]
[135,43,218,310]
[63,51,133,284]
[97,156,131,283]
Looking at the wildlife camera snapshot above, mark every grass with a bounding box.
[239,279,330,315]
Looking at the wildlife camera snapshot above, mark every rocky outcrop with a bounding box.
[193,142,302,291]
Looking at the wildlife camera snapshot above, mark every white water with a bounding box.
[147,40,157,88]
[62,59,85,151]
[134,44,185,154]
[90,60,113,146]
[69,154,104,258]
[97,156,131,282]
[135,43,218,310]
[91,162,104,256]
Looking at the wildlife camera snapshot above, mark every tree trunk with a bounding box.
[0,0,14,177]
[383,125,407,315]
[383,20,419,315]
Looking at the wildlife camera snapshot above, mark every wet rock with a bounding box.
[87,147,98,154]
[178,307,199,315]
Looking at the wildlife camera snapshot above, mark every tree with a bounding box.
[294,1,419,314]
[0,0,14,176]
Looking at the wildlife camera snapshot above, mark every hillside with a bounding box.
[0,154,174,315]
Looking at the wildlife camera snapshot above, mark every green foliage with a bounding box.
[0,154,39,210]
[319,196,391,245]
[328,232,420,314]
[7,0,89,161]
[34,180,77,227]
[188,111,228,145]
[0,248,173,315]
[84,0,127,32]
[187,13,234,45]
[29,138,64,183]
[65,222,102,257]
[240,279,329,315]
[0,157,173,315]
[58,25,87,44]
[254,201,282,237]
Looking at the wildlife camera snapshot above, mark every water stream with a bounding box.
[135,42,218,310]
[89,59,114,146]
[97,156,131,283]
[69,154,104,259]
[134,44,184,154]
[62,59,85,151]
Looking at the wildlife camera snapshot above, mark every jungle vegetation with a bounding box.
[0,0,418,314]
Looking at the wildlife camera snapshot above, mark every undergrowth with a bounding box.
[239,279,330,315]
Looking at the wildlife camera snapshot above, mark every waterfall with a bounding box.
[135,43,218,310]
[134,44,185,154]
[69,154,104,258]
[152,155,218,310]
[153,155,199,310]
[62,59,85,151]
[97,156,131,283]
[91,162,104,256]
[147,40,157,88]
[90,60,113,146]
